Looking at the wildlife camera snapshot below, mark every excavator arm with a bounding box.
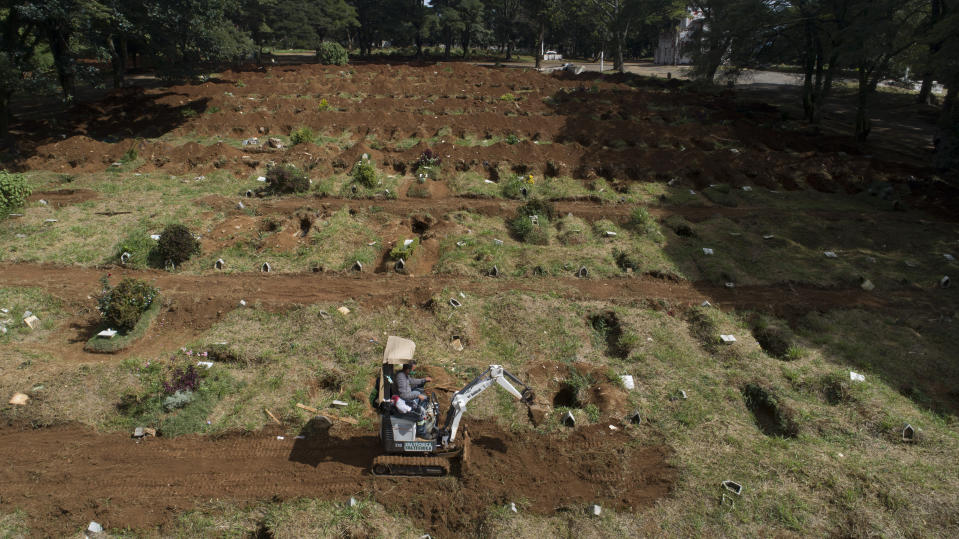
[440,365,534,446]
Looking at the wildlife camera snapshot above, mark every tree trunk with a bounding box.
[0,90,10,137]
[107,35,125,88]
[415,31,423,60]
[506,40,513,61]
[48,26,76,101]
[535,22,545,69]
[614,31,624,73]
[462,26,471,59]
[918,76,934,104]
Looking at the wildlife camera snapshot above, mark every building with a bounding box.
[654,9,704,65]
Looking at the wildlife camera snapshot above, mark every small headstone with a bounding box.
[902,424,916,443]
[603,230,617,237]
[940,276,950,289]
[268,137,283,149]
[120,252,132,264]
[150,234,161,241]
[237,201,245,210]
[860,279,875,291]
[196,361,213,369]
[97,329,118,339]
[741,186,752,191]
[9,392,29,405]
[239,300,247,306]
[449,298,462,308]
[701,301,712,307]
[256,176,267,182]
[562,410,576,427]
[608,424,618,431]
[689,189,696,195]
[824,251,838,258]
[702,248,714,255]
[23,315,40,330]
[629,410,642,425]
[945,254,955,261]
[87,521,103,534]
[456,241,466,247]
[245,189,254,198]
[521,187,528,197]
[510,502,518,513]
[620,375,635,390]
[215,259,225,270]
[762,234,775,240]
[488,265,499,277]
[349,497,358,507]
[849,371,865,382]
[38,199,48,205]
[722,480,743,496]
[451,337,464,351]
[352,261,363,271]
[331,400,348,407]
[577,266,589,278]
[395,258,405,271]
[337,306,351,315]
[261,262,271,272]
[720,334,736,344]
[591,504,601,516]
[318,310,330,319]
[44,219,58,224]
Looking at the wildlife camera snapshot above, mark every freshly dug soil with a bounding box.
[0,420,674,537]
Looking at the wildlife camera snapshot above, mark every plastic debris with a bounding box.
[239,300,247,306]
[608,424,619,431]
[451,337,464,351]
[762,234,775,240]
[331,400,348,407]
[510,502,518,513]
[591,504,602,516]
[849,371,865,382]
[701,300,712,307]
[493,239,504,246]
[9,393,29,405]
[87,521,103,534]
[196,361,214,369]
[337,306,351,315]
[741,185,752,191]
[689,189,696,195]
[720,334,737,344]
[38,199,48,205]
[44,218,58,223]
[722,480,743,495]
[945,254,955,261]
[150,234,161,241]
[603,230,617,237]
[276,436,285,440]
[456,241,466,247]
[256,176,267,182]
[23,315,40,329]
[349,497,359,507]
[97,329,118,339]
[237,201,245,209]
[824,251,838,258]
[724,282,735,288]
[620,375,635,391]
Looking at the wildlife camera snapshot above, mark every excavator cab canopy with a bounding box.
[378,336,416,406]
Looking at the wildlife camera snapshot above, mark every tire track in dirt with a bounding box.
[0,421,674,538]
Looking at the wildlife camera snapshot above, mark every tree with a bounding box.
[268,0,357,49]
[457,0,485,58]
[524,0,559,69]
[485,0,521,60]
[685,0,779,82]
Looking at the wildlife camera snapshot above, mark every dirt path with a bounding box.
[0,420,674,537]
[1,261,944,364]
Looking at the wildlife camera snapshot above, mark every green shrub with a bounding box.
[508,213,549,245]
[290,126,315,145]
[390,238,419,259]
[499,93,517,102]
[0,170,31,213]
[317,98,332,111]
[614,249,640,271]
[505,134,520,145]
[96,277,158,332]
[266,164,311,194]
[627,207,664,242]
[351,158,378,188]
[516,198,556,220]
[163,390,194,411]
[157,224,200,266]
[317,41,349,65]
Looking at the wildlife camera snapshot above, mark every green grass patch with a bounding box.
[84,298,162,353]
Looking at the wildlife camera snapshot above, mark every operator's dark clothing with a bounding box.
[396,371,426,401]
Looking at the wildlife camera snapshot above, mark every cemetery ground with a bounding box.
[1,62,958,537]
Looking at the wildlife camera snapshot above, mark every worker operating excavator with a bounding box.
[396,361,432,403]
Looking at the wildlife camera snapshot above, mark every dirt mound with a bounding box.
[0,420,674,537]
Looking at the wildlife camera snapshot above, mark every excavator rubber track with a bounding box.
[371,455,451,477]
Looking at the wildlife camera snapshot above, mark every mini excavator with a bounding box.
[372,336,534,476]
